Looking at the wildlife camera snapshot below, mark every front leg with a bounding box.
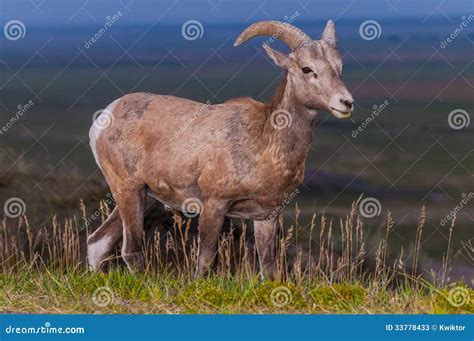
[195,199,227,277]
[254,217,278,280]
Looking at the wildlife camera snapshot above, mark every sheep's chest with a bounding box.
[226,181,301,220]
[264,167,303,204]
[226,163,304,220]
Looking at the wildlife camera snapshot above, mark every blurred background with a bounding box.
[0,0,472,280]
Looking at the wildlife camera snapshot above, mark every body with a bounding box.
[93,89,312,218]
[87,20,354,278]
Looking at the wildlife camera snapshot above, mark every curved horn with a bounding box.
[234,21,311,50]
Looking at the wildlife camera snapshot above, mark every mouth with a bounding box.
[330,107,352,119]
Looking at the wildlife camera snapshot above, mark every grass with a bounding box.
[1,20,472,315]
[2,268,472,314]
[1,198,472,314]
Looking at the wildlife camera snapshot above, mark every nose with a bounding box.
[340,98,353,110]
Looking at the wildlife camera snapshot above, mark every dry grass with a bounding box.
[0,197,472,314]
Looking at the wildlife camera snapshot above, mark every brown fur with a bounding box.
[87,20,354,278]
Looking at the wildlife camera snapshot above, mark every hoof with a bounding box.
[123,253,144,273]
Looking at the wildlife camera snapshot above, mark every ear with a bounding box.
[263,43,290,69]
[321,20,337,47]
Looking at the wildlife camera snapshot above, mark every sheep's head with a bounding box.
[235,20,354,118]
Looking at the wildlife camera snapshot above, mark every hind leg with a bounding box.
[87,207,122,271]
[114,186,146,272]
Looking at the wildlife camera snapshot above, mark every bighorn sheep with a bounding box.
[87,20,354,278]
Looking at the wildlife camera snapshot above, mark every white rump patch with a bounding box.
[89,98,121,169]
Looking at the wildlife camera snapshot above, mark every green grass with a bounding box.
[0,198,472,314]
[1,267,472,314]
[1,23,472,316]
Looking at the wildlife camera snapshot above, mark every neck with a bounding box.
[266,73,316,158]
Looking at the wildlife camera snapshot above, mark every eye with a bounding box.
[301,67,312,74]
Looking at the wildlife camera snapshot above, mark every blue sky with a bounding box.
[2,0,471,26]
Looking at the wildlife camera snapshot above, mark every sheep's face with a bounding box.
[263,21,354,118]
[290,41,353,118]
